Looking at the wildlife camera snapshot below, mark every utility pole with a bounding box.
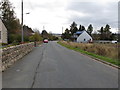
[43,26,45,30]
[62,27,63,34]
[21,0,24,43]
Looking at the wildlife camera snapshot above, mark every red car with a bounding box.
[43,39,48,43]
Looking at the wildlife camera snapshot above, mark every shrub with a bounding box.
[1,43,8,46]
[9,34,21,44]
[29,33,43,42]
[61,41,118,60]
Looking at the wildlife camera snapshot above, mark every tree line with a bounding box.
[0,0,58,44]
[62,21,117,41]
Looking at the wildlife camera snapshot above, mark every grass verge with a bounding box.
[58,41,120,67]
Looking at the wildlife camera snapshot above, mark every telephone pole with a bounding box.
[62,27,63,34]
[21,0,24,43]
[43,26,45,30]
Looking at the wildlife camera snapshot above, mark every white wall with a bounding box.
[0,19,8,44]
[77,31,92,43]
[0,19,2,43]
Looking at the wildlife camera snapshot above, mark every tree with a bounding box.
[70,22,77,28]
[0,0,15,22]
[87,24,93,35]
[41,30,49,39]
[78,25,82,31]
[61,28,71,40]
[98,24,112,40]
[70,22,78,35]
[29,31,43,42]
[81,26,86,31]
[48,34,58,41]
[8,34,21,44]
[104,24,111,32]
[0,0,21,43]
[92,31,100,40]
[79,25,86,31]
[98,27,104,40]
[104,24,112,40]
[73,27,78,33]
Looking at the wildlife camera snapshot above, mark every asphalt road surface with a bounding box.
[3,41,118,88]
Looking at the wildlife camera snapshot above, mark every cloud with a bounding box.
[66,1,118,29]
[9,0,118,33]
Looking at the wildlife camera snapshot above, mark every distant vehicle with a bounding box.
[43,39,48,43]
[111,40,117,44]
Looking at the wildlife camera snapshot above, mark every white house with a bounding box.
[0,19,8,44]
[73,30,93,43]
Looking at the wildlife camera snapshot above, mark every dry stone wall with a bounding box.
[1,42,34,71]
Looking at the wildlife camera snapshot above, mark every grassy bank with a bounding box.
[58,41,120,66]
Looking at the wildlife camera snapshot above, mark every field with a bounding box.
[58,41,120,66]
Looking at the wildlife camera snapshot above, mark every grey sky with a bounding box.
[10,0,118,33]
[66,1,118,30]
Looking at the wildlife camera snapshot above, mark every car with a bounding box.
[111,40,117,44]
[43,39,48,43]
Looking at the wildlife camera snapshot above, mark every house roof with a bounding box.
[74,30,86,35]
[72,30,93,39]
[75,31,83,34]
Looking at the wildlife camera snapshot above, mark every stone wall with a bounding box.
[1,42,34,71]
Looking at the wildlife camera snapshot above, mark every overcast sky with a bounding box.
[9,0,119,34]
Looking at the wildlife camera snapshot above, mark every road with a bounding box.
[3,41,118,88]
